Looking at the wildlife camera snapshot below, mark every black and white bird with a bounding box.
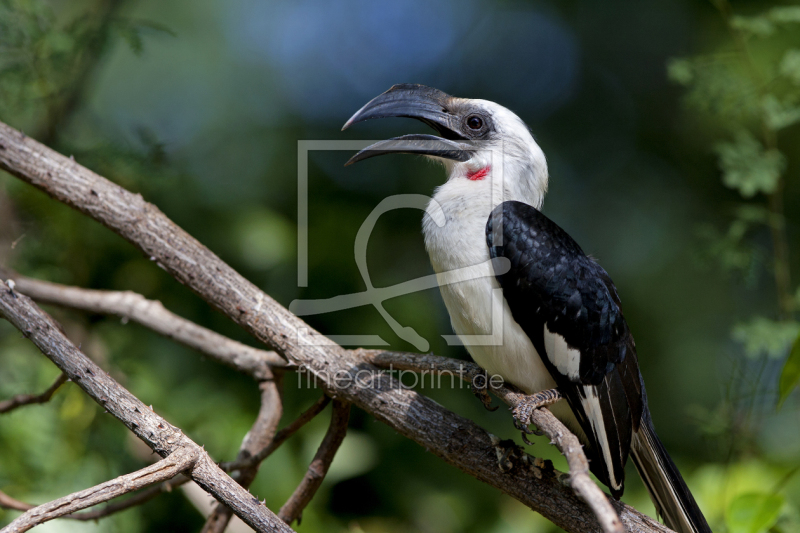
[343,84,711,533]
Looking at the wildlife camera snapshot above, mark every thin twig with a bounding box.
[361,350,623,533]
[223,395,332,472]
[0,267,286,378]
[0,476,191,520]
[278,400,350,525]
[0,120,671,533]
[1,447,198,533]
[0,283,292,533]
[201,372,285,533]
[0,373,68,414]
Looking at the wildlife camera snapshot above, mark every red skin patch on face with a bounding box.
[466,166,490,181]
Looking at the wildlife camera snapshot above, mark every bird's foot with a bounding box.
[512,388,562,445]
[471,368,499,411]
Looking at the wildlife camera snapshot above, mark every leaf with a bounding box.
[726,492,784,533]
[778,332,800,408]
[761,95,800,130]
[116,25,143,55]
[113,18,175,56]
[731,318,799,359]
[735,204,770,224]
[768,6,800,24]
[715,131,786,197]
[127,18,177,38]
[779,49,800,85]
[667,57,693,85]
[730,15,775,37]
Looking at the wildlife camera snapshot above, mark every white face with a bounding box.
[431,98,549,210]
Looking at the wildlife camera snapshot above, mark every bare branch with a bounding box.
[0,373,67,414]
[278,399,350,525]
[528,409,623,533]
[361,350,624,533]
[0,284,292,533]
[0,267,286,378]
[223,395,332,472]
[201,371,285,533]
[224,395,331,472]
[2,447,198,533]
[0,492,30,513]
[1,476,191,521]
[0,121,671,533]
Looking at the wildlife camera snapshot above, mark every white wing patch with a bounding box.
[543,323,581,381]
[581,385,622,492]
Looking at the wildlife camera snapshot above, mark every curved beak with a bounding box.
[342,84,473,165]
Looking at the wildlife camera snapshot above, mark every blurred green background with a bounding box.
[1,0,799,531]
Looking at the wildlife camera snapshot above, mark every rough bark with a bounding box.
[0,284,292,533]
[0,120,672,533]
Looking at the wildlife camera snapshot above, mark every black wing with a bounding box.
[487,200,644,497]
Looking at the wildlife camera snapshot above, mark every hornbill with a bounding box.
[343,84,711,533]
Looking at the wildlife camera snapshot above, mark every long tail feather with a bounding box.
[630,412,711,533]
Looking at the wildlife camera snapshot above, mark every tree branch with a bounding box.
[0,372,67,414]
[0,284,292,533]
[0,266,286,378]
[2,447,197,533]
[201,371,284,533]
[0,120,671,533]
[360,350,624,533]
[222,395,332,473]
[0,476,190,520]
[278,399,351,525]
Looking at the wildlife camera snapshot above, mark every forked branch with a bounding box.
[0,267,286,378]
[360,350,624,533]
[278,399,351,524]
[0,477,190,521]
[0,373,67,414]
[0,284,292,533]
[0,120,671,533]
[2,447,198,533]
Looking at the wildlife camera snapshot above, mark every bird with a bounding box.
[343,84,711,533]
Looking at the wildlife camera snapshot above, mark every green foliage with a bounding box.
[0,0,172,134]
[731,318,799,359]
[778,333,800,407]
[695,205,769,283]
[714,131,785,197]
[691,460,798,532]
[670,1,800,414]
[727,492,785,533]
[780,49,800,84]
[761,95,800,131]
[729,6,800,37]
[112,17,175,56]
[666,54,760,120]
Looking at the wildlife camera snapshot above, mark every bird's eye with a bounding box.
[466,115,484,130]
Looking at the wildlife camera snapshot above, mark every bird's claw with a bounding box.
[511,388,562,444]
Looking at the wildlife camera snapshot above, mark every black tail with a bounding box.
[630,411,712,533]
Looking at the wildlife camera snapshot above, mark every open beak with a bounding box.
[342,84,473,166]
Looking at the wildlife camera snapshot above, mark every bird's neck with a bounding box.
[436,156,547,213]
[422,159,548,272]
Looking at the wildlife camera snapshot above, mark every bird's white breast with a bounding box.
[422,176,559,396]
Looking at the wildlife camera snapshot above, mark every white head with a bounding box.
[343,84,549,209]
